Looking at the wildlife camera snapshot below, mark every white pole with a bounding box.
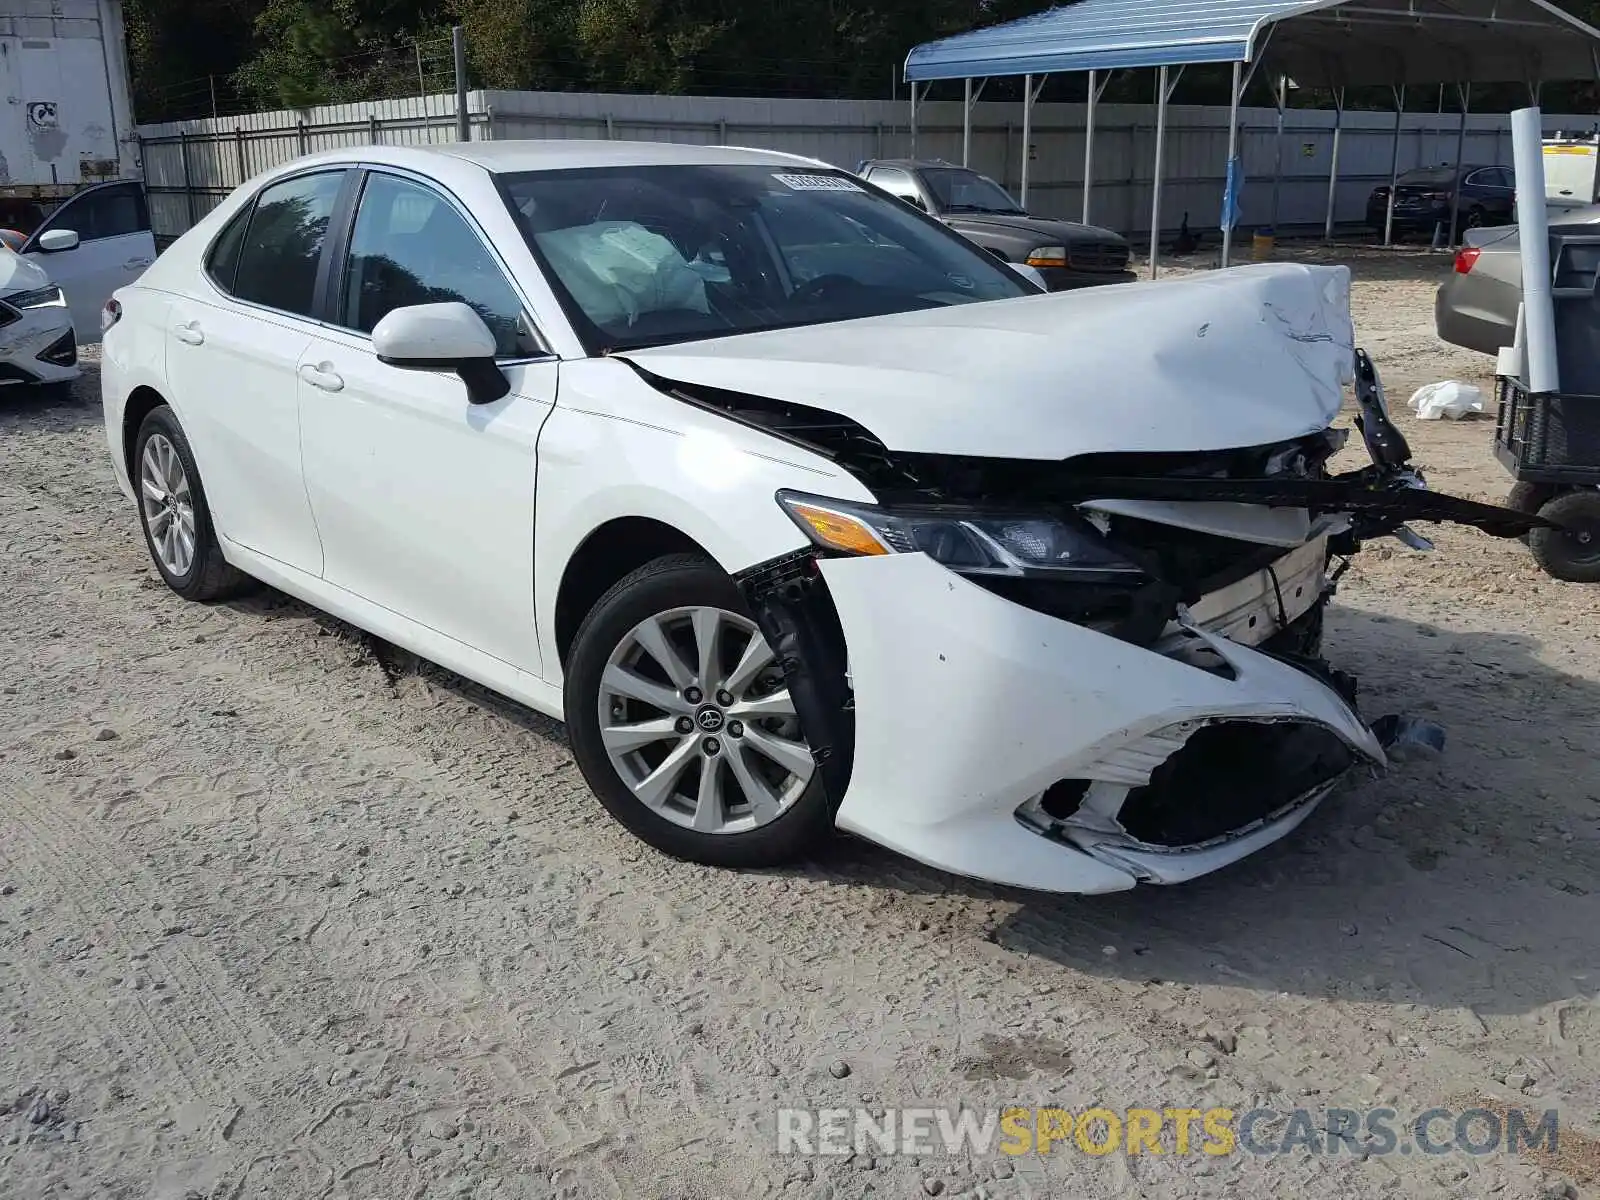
[963,78,972,166]
[1384,85,1406,248]
[1511,106,1560,392]
[1020,74,1034,209]
[1083,69,1098,223]
[1151,65,1170,279]
[1222,60,1242,268]
[1325,87,1344,241]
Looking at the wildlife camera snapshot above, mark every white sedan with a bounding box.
[100,141,1536,893]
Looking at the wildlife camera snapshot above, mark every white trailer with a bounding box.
[0,1,153,343]
[0,0,137,195]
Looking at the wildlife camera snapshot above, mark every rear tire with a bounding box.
[565,553,834,869]
[134,406,253,602]
[1529,490,1600,583]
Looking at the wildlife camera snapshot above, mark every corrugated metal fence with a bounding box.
[134,88,1597,246]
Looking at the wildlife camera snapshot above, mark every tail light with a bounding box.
[1454,247,1481,275]
[101,297,122,334]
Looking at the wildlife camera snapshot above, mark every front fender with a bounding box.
[533,358,876,684]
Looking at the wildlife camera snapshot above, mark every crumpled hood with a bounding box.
[0,249,52,297]
[622,263,1356,461]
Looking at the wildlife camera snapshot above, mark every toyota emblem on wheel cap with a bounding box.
[696,707,725,733]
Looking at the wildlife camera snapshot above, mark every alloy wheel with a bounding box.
[598,606,813,836]
[139,432,196,577]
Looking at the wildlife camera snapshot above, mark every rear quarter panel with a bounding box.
[100,286,171,500]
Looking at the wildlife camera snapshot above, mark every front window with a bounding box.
[920,167,1025,215]
[499,164,1031,354]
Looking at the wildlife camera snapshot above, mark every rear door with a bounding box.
[23,182,156,337]
[165,169,352,578]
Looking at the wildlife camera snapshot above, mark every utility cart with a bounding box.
[1494,227,1600,582]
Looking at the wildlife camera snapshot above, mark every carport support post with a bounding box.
[1150,65,1181,280]
[1271,74,1288,232]
[1384,84,1407,248]
[963,78,972,165]
[1020,74,1034,208]
[910,81,919,159]
[1325,87,1346,241]
[1449,83,1471,244]
[961,78,987,168]
[1221,60,1243,268]
[1083,70,1102,223]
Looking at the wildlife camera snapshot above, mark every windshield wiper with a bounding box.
[942,203,1025,215]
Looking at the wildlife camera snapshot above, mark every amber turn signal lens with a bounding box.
[788,503,889,556]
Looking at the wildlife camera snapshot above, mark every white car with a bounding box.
[0,244,80,387]
[0,178,158,388]
[99,142,1536,894]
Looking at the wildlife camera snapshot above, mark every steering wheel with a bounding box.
[789,273,868,305]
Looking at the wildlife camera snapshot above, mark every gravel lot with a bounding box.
[3,249,1599,1200]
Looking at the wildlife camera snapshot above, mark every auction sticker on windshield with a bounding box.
[773,173,862,192]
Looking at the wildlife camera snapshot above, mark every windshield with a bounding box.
[920,167,1025,214]
[499,164,1032,354]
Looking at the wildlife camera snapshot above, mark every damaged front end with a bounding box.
[705,350,1541,892]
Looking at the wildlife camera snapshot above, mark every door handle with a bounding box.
[173,321,204,346]
[124,257,153,270]
[299,363,344,393]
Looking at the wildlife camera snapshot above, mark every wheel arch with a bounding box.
[122,385,170,481]
[554,517,714,668]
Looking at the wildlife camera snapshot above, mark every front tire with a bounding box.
[134,406,252,602]
[565,554,833,868]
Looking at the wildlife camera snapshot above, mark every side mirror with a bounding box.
[903,195,927,212]
[38,228,79,253]
[372,301,509,405]
[1008,261,1048,291]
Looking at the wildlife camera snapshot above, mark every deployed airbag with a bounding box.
[535,221,709,327]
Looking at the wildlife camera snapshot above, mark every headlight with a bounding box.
[777,491,1142,579]
[1025,245,1068,269]
[5,284,64,310]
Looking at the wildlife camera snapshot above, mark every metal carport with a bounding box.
[904,0,1600,276]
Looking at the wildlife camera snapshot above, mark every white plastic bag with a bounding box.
[1408,380,1485,420]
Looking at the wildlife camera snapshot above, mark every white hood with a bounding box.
[623,263,1356,461]
[0,248,52,297]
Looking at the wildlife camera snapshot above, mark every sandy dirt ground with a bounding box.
[3,248,1599,1200]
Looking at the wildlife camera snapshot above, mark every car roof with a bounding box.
[272,139,829,177]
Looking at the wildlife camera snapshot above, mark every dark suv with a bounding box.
[855,158,1135,290]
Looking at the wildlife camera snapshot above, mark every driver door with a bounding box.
[23,182,156,337]
[298,169,558,676]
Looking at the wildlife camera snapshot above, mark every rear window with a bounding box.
[232,170,346,317]
[1396,167,1457,187]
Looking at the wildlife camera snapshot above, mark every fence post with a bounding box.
[717,118,727,146]
[297,119,308,157]
[453,25,469,142]
[605,114,615,140]
[178,129,196,229]
[481,105,495,141]
[368,113,380,145]
[234,126,245,187]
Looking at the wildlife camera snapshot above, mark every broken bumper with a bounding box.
[820,552,1384,894]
